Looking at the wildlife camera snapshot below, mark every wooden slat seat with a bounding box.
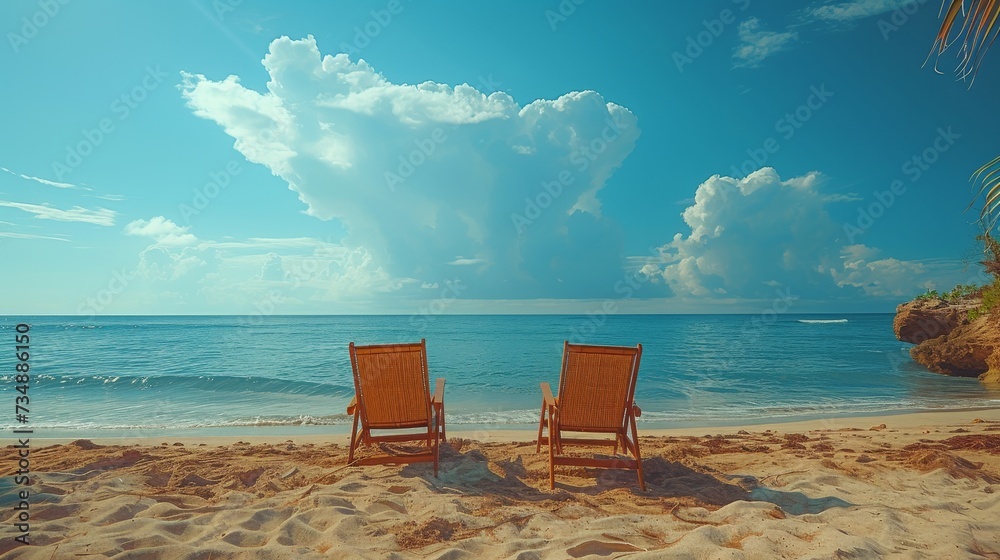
[347,339,445,476]
[536,341,645,490]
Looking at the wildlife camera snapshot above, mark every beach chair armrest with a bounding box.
[432,378,445,407]
[540,382,557,409]
[347,395,358,415]
[632,402,641,418]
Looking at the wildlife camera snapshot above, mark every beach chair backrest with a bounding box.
[557,342,642,431]
[350,340,431,429]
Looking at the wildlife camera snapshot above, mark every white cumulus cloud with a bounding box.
[124,216,198,246]
[260,252,287,281]
[645,169,838,298]
[641,168,966,302]
[180,35,641,300]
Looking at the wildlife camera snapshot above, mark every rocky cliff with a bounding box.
[894,297,1000,381]
[892,297,976,344]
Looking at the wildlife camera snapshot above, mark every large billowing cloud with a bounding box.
[180,36,640,299]
[642,168,968,301]
[645,169,839,298]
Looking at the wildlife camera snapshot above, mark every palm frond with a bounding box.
[927,0,1000,86]
[970,155,1000,231]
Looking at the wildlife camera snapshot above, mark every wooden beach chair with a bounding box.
[536,342,645,490]
[347,339,446,476]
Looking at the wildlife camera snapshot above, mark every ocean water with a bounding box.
[1,314,997,437]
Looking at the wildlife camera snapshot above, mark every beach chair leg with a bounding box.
[635,453,646,491]
[440,409,446,442]
[433,414,440,478]
[634,450,645,492]
[629,414,645,491]
[348,411,360,465]
[536,401,546,453]
[548,409,557,489]
[548,436,556,490]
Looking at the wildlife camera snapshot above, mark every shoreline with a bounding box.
[17,406,1000,447]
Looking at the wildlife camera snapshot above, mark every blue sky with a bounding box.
[1,0,997,316]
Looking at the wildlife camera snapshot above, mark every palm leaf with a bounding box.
[970,155,1000,231]
[927,0,1000,85]
[929,2,1000,233]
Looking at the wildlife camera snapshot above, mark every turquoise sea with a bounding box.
[1,314,997,437]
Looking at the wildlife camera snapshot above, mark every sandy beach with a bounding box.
[4,409,1000,559]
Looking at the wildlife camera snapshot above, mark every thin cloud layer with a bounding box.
[833,244,928,297]
[0,201,116,226]
[121,215,401,311]
[733,17,798,68]
[805,0,921,22]
[180,36,641,299]
[0,165,82,189]
[0,231,71,242]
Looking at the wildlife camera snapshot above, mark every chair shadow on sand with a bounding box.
[398,443,555,503]
[398,443,853,515]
